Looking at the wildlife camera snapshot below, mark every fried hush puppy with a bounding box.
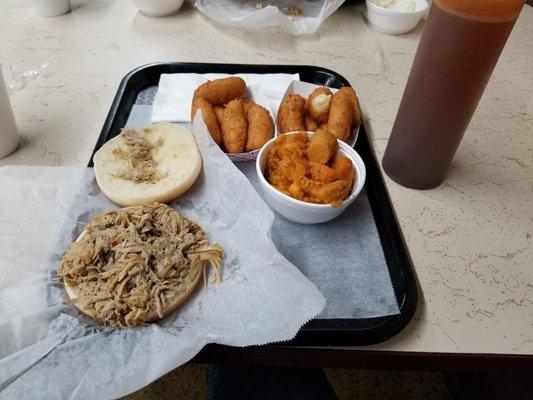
[308,87,332,124]
[346,88,362,126]
[278,94,306,133]
[335,87,362,126]
[214,106,225,127]
[222,99,248,154]
[303,100,318,131]
[195,77,246,106]
[306,127,338,164]
[264,132,355,206]
[327,89,353,141]
[305,114,318,131]
[191,77,275,154]
[310,180,352,206]
[277,85,362,143]
[309,162,338,183]
[331,153,356,187]
[245,103,275,152]
[192,97,222,145]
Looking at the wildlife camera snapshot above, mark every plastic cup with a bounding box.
[0,71,20,159]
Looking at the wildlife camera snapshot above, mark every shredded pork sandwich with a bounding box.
[58,204,223,327]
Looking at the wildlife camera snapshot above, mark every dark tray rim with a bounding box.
[89,61,418,347]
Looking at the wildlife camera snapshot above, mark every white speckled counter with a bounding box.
[0,0,531,355]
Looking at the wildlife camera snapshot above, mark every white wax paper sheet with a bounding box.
[192,0,346,35]
[0,117,326,399]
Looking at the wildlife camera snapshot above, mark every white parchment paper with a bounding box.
[0,118,325,399]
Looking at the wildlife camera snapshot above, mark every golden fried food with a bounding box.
[194,77,246,106]
[279,131,309,145]
[305,115,318,131]
[338,87,362,126]
[265,133,354,206]
[306,127,339,164]
[304,101,318,132]
[308,87,333,124]
[245,102,274,152]
[328,89,353,142]
[221,99,247,154]
[242,98,254,111]
[192,97,222,145]
[192,76,281,154]
[310,180,352,206]
[331,154,356,187]
[303,99,317,131]
[269,132,308,161]
[284,7,302,16]
[309,162,338,183]
[214,106,225,127]
[278,94,306,133]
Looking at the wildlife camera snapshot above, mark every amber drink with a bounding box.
[382,0,525,189]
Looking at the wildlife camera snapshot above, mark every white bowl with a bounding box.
[133,0,184,17]
[256,132,366,225]
[31,0,71,17]
[366,0,429,35]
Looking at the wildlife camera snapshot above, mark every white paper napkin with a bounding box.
[151,73,299,123]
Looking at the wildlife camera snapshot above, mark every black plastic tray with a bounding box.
[88,62,418,346]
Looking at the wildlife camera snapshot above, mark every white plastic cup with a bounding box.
[31,0,71,17]
[0,71,20,159]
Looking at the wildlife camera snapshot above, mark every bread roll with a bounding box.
[94,123,202,206]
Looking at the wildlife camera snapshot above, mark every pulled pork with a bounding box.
[58,203,223,327]
[112,129,166,183]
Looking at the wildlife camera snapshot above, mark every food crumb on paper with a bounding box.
[284,7,303,16]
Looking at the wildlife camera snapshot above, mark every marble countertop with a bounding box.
[0,0,531,355]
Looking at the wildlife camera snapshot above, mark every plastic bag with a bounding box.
[191,0,346,35]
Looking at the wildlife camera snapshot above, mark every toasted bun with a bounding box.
[93,123,202,206]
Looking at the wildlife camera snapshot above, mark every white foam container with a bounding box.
[256,132,366,225]
[366,0,429,35]
[133,0,184,17]
[31,0,71,17]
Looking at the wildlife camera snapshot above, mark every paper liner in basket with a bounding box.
[277,81,360,147]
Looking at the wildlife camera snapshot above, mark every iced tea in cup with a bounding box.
[382,0,526,189]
